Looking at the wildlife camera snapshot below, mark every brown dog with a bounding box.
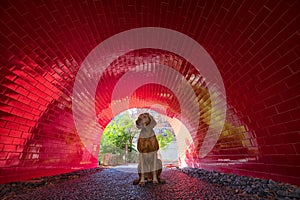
[133,113,165,186]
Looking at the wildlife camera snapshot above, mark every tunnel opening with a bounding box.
[98,108,182,168]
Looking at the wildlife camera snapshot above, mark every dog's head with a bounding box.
[136,113,156,129]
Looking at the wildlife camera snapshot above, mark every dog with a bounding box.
[133,113,165,186]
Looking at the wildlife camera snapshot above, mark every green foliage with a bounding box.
[157,129,174,150]
[99,111,175,164]
[99,112,138,164]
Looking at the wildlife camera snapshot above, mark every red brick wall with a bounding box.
[0,0,299,185]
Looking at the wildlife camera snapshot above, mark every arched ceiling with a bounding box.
[0,0,299,185]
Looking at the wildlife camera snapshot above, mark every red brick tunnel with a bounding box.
[0,0,299,185]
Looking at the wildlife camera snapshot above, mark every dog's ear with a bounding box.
[136,117,142,129]
[148,114,157,128]
[136,123,142,129]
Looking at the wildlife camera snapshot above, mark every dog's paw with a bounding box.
[159,179,166,184]
[139,181,145,187]
[153,180,159,185]
[133,179,140,185]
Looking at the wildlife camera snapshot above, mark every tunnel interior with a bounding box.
[0,0,299,185]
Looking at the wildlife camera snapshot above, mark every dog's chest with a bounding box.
[137,129,159,153]
[139,128,155,138]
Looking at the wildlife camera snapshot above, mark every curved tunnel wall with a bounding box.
[0,0,299,185]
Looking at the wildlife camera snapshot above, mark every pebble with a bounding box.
[178,167,300,199]
[0,166,299,200]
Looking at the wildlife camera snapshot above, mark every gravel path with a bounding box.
[179,167,300,200]
[1,166,299,200]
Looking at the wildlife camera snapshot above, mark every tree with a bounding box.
[99,110,175,165]
[157,129,174,150]
[99,111,139,164]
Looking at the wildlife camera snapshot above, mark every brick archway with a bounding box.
[0,0,299,185]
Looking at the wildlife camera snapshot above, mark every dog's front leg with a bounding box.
[153,152,158,185]
[139,154,145,186]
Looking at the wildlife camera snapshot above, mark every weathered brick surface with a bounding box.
[0,0,299,185]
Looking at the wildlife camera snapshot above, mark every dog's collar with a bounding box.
[139,134,156,139]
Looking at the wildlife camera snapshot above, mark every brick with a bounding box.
[249,0,265,14]
[264,0,280,10]
[3,143,17,151]
[249,51,266,66]
[261,106,278,116]
[262,18,299,55]
[264,1,289,26]
[23,112,34,120]
[238,40,254,55]
[282,1,300,22]
[277,34,299,56]
[260,145,275,154]
[289,107,300,119]
[5,121,20,130]
[274,144,296,154]
[36,97,48,106]
[251,23,270,43]
[18,125,30,132]
[285,121,300,132]
[274,51,297,69]
[0,0,298,186]
[270,155,300,166]
[17,95,31,105]
[276,97,300,113]
[0,144,4,151]
[13,138,26,145]
[262,66,293,84]
[215,7,227,26]
[280,84,300,100]
[9,130,22,138]
[0,152,8,159]
[21,132,32,139]
[0,127,10,135]
[10,107,25,117]
[293,143,300,154]
[272,112,292,124]
[267,124,287,135]
[260,51,281,68]
[8,154,22,162]
[249,7,270,29]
